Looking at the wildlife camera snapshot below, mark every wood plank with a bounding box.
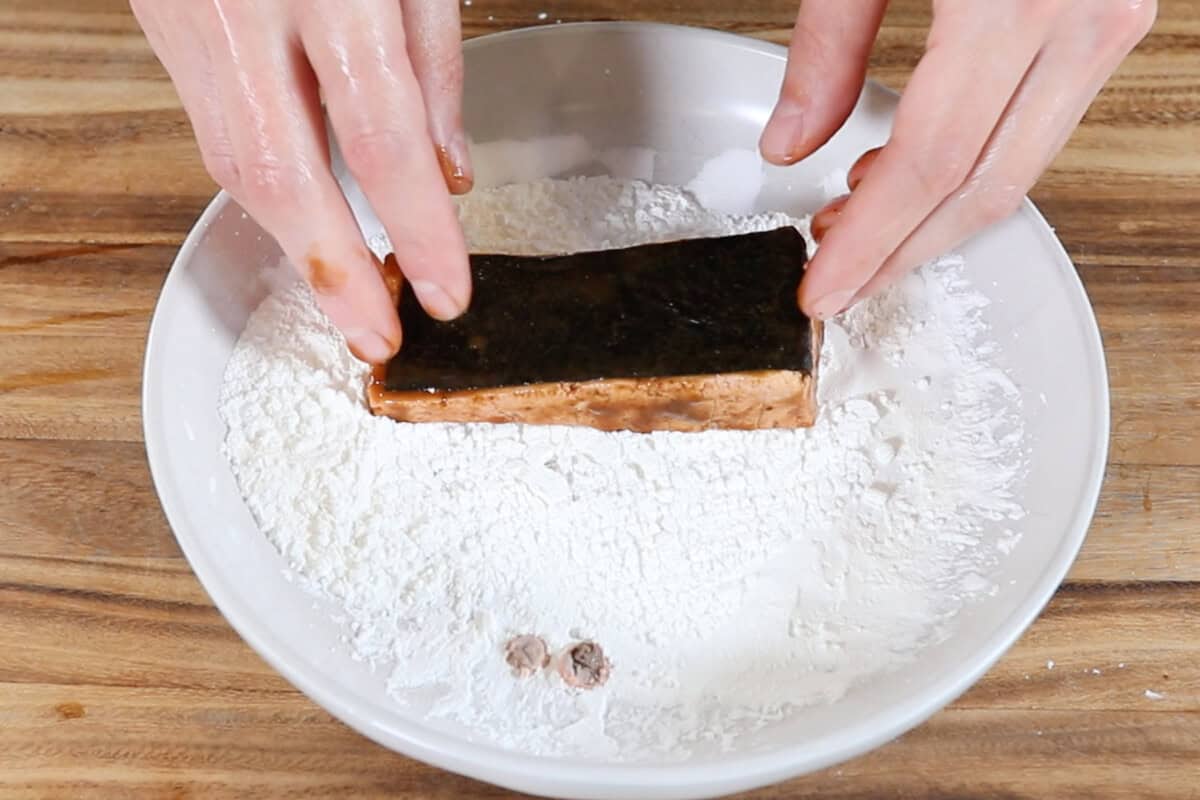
[0,555,285,693]
[790,709,1200,800]
[1,1,1198,796]
[1035,179,1200,270]
[0,244,161,337]
[958,582,1200,711]
[1071,464,1200,582]
[0,243,170,442]
[1,1,1197,249]
[0,700,1195,799]
[0,336,143,442]
[0,582,1195,797]
[0,441,176,560]
[1084,266,1200,467]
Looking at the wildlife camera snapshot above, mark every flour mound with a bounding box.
[220,177,1026,760]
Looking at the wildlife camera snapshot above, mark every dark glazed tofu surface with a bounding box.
[383,227,812,392]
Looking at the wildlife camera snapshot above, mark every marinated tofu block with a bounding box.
[368,227,821,432]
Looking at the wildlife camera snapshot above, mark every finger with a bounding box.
[851,0,1158,301]
[808,149,877,246]
[846,146,882,192]
[798,4,1056,319]
[202,1,402,363]
[400,0,473,194]
[811,194,849,244]
[130,3,240,189]
[300,0,472,322]
[760,0,889,165]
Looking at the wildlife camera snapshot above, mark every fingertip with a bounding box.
[759,99,807,165]
[379,302,403,355]
[304,247,404,364]
[804,287,857,321]
[346,329,399,365]
[798,247,858,321]
[436,136,474,195]
[364,285,403,362]
[410,279,469,321]
[810,194,850,243]
[797,275,822,320]
[376,197,473,323]
[847,146,883,191]
[767,0,886,169]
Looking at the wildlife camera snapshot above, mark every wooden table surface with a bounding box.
[2,1,1198,797]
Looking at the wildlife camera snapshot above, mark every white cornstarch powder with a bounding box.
[219,177,1026,759]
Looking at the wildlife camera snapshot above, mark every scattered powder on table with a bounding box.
[219,176,1026,759]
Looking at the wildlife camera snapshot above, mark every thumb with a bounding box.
[761,0,889,165]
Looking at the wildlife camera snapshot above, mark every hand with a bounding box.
[760,0,1157,319]
[131,0,474,363]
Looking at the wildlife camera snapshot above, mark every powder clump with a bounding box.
[505,635,551,678]
[557,641,611,689]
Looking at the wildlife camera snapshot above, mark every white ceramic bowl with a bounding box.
[143,22,1109,800]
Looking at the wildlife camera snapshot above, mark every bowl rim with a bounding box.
[142,20,1111,798]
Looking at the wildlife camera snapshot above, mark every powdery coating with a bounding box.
[220,177,1027,760]
[505,635,550,678]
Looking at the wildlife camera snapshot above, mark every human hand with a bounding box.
[131,0,473,363]
[760,0,1156,319]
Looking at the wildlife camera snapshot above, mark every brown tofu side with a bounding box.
[367,366,818,432]
[365,254,822,432]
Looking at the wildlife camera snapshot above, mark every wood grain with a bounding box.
[1,0,1198,797]
[3,0,1198,251]
[0,585,1196,797]
[0,244,164,441]
[4,705,1198,799]
[0,440,176,560]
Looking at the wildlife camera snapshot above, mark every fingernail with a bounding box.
[436,135,474,195]
[808,289,857,321]
[811,194,850,243]
[759,99,805,165]
[410,279,466,321]
[346,330,396,365]
[847,147,882,191]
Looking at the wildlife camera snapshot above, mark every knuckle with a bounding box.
[777,74,806,106]
[1098,0,1157,48]
[924,22,951,52]
[906,149,972,198]
[239,158,309,209]
[339,127,409,178]
[425,49,464,92]
[388,234,439,275]
[1012,0,1060,27]
[779,25,825,102]
[889,120,976,198]
[974,184,1025,227]
[201,151,241,191]
[788,18,823,58]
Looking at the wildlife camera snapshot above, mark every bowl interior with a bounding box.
[144,23,1108,800]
